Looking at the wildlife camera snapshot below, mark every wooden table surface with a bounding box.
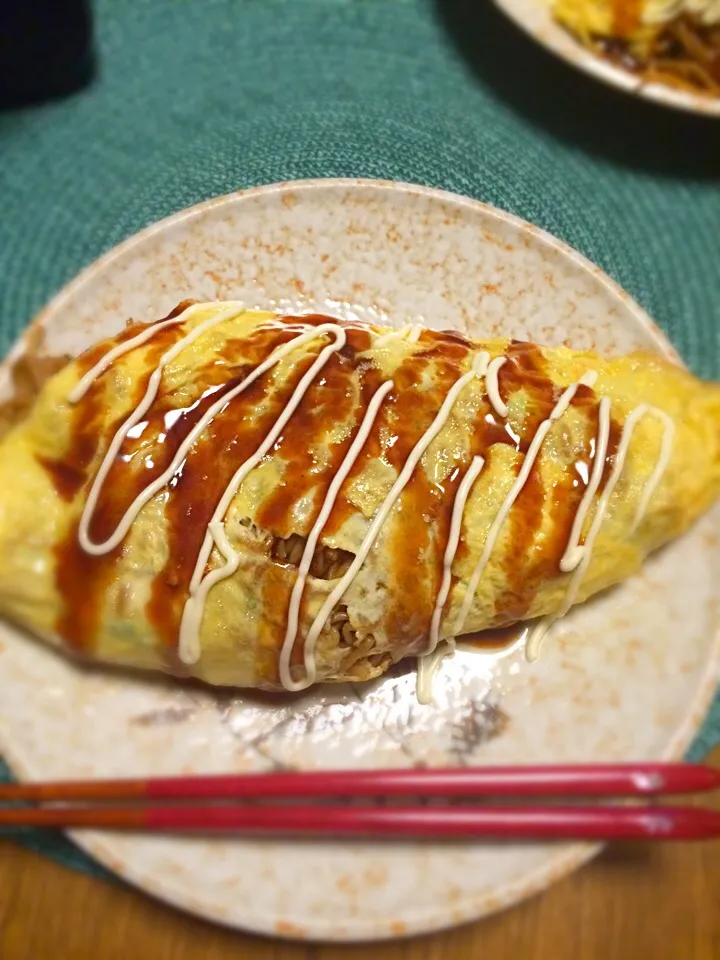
[3,746,720,960]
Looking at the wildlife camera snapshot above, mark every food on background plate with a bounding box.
[553,0,720,95]
[0,300,718,692]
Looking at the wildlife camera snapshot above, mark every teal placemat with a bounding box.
[1,0,719,878]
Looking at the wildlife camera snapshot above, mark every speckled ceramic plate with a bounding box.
[1,179,719,942]
[495,0,720,117]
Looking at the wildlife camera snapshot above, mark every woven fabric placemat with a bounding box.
[1,0,719,876]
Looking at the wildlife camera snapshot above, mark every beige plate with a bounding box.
[494,0,720,117]
[1,179,719,941]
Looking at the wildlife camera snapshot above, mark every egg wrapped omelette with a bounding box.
[0,301,718,691]
[554,0,720,94]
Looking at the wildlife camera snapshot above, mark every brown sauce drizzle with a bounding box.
[483,342,608,623]
[49,324,189,649]
[87,325,297,546]
[384,339,474,652]
[40,308,624,669]
[145,329,319,649]
[460,623,525,652]
[38,323,186,503]
[497,341,561,449]
[252,327,378,672]
[255,327,372,538]
[258,564,294,683]
[318,419,382,539]
[599,414,622,495]
[37,387,105,504]
[54,531,121,652]
[487,342,555,621]
[146,315,380,663]
[613,0,642,37]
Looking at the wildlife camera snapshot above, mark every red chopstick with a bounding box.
[1,763,718,804]
[2,803,720,840]
[2,765,718,841]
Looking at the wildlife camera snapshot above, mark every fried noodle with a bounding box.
[559,7,720,96]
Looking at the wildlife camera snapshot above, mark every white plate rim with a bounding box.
[493,0,720,117]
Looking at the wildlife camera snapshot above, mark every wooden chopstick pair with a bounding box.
[2,763,720,841]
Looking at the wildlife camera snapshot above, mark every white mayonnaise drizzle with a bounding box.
[70,303,676,695]
[277,380,395,691]
[75,311,344,556]
[427,455,485,653]
[68,302,242,404]
[629,406,675,533]
[525,403,675,662]
[453,370,598,636]
[372,323,423,347]
[416,639,456,705]
[278,351,492,687]
[178,324,348,664]
[74,302,247,552]
[486,356,508,418]
[559,396,611,573]
[415,454,485,704]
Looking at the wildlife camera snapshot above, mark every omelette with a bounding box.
[0,300,718,692]
[553,0,720,94]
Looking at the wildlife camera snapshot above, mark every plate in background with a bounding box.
[0,179,718,941]
[494,0,720,117]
